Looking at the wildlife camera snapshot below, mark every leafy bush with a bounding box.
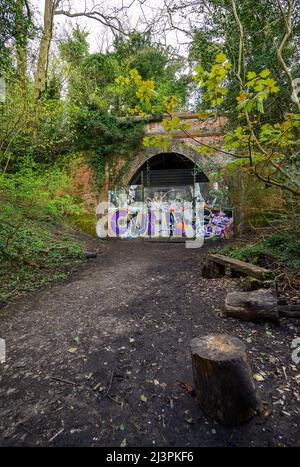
[0,163,83,262]
[0,162,86,305]
[73,110,144,187]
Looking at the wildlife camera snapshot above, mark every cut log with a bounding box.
[278,304,300,319]
[225,289,279,322]
[190,335,262,426]
[206,254,274,280]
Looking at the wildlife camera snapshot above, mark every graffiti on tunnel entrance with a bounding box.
[96,184,234,240]
[108,185,203,239]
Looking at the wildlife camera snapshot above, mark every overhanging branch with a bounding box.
[54,9,128,35]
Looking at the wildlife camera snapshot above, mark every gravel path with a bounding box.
[0,240,299,447]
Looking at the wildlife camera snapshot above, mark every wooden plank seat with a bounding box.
[202,253,275,280]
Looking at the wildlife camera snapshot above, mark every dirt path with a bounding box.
[0,240,299,447]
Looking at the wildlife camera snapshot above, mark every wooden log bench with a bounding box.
[202,253,275,280]
[190,335,262,425]
[225,289,300,321]
[225,289,279,322]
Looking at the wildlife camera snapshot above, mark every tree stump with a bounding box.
[190,334,262,426]
[225,289,279,322]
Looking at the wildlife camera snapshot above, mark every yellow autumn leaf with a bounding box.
[215,52,227,63]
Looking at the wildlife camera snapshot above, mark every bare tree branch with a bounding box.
[54,9,128,36]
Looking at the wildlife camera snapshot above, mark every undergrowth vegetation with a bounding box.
[0,164,85,305]
[220,230,300,273]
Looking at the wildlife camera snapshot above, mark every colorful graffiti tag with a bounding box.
[96,184,233,240]
[204,208,234,240]
[107,185,205,239]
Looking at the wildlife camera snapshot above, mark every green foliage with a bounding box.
[59,29,188,115]
[59,27,89,66]
[0,163,82,261]
[69,212,97,237]
[143,134,173,150]
[235,70,279,113]
[193,54,231,106]
[118,51,299,197]
[0,0,34,73]
[114,32,169,80]
[0,224,84,305]
[0,76,81,169]
[1,27,187,183]
[116,68,183,149]
[88,151,106,188]
[189,0,300,119]
[113,32,189,107]
[73,110,144,187]
[0,162,85,304]
[220,232,300,272]
[74,111,143,154]
[189,30,221,70]
[259,114,300,147]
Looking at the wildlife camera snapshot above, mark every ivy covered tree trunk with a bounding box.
[34,0,59,101]
[16,0,29,97]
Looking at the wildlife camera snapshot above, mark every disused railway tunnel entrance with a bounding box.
[130,152,209,187]
[98,151,234,241]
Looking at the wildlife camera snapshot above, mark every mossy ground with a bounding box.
[69,212,98,237]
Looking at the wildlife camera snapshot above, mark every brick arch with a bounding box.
[121,141,212,186]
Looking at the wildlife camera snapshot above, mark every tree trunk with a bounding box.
[225,289,279,321]
[34,0,58,101]
[190,335,262,426]
[16,0,29,97]
[16,45,27,96]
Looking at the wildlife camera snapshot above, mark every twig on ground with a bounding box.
[106,369,123,405]
[51,376,76,386]
[49,428,64,443]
